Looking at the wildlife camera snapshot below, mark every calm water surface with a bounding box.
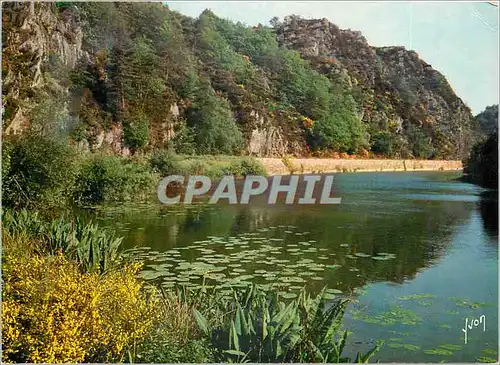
[93,171,498,362]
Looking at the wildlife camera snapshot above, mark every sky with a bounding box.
[168,1,499,115]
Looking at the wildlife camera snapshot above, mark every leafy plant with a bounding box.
[1,134,80,209]
[73,154,157,206]
[2,209,123,274]
[193,285,382,363]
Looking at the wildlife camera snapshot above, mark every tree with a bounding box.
[186,80,244,155]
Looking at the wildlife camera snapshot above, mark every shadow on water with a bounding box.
[478,189,498,239]
[81,172,496,363]
[86,172,478,296]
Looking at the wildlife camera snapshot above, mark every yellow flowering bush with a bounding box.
[2,252,159,363]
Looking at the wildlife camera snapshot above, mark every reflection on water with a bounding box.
[91,172,498,362]
[478,190,498,239]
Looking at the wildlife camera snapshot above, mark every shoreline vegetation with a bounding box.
[1,1,496,362]
[2,209,382,363]
[2,134,384,362]
[1,133,494,363]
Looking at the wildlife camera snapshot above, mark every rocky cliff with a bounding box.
[2,3,480,159]
[276,15,477,159]
[2,2,82,134]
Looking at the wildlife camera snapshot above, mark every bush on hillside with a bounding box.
[2,134,79,209]
[73,154,157,206]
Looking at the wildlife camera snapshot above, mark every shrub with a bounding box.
[73,154,157,206]
[224,157,267,177]
[171,119,197,155]
[150,149,183,176]
[135,289,217,363]
[282,156,297,174]
[2,251,159,363]
[406,124,434,159]
[371,131,395,156]
[2,134,80,209]
[123,111,150,151]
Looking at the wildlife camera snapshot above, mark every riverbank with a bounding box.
[2,209,381,363]
[257,158,463,175]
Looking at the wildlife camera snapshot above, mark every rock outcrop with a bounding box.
[2,5,480,159]
[2,3,83,133]
[276,16,477,159]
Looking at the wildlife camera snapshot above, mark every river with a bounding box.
[92,171,498,362]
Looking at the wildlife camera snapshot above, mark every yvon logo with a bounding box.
[157,175,342,205]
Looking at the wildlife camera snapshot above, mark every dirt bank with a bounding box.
[257,158,463,175]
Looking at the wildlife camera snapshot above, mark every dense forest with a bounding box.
[2,2,481,159]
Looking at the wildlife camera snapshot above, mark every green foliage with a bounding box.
[464,132,498,189]
[136,337,216,363]
[197,11,256,85]
[150,149,183,176]
[2,209,123,274]
[193,285,382,363]
[73,154,157,206]
[2,134,79,209]
[120,36,166,105]
[123,111,150,150]
[371,131,395,155]
[225,157,267,177]
[150,150,266,179]
[406,124,434,159]
[309,91,367,154]
[178,71,199,100]
[187,81,244,155]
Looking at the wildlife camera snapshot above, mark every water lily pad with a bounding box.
[138,271,164,280]
[424,349,453,356]
[299,271,314,276]
[482,349,498,356]
[354,252,372,258]
[403,344,421,351]
[327,289,343,294]
[476,356,498,363]
[371,256,391,261]
[399,293,436,301]
[280,292,298,299]
[310,267,325,272]
[439,344,462,351]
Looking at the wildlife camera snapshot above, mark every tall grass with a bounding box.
[191,284,382,363]
[2,209,122,274]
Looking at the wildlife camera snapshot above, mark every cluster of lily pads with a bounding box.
[122,225,397,300]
